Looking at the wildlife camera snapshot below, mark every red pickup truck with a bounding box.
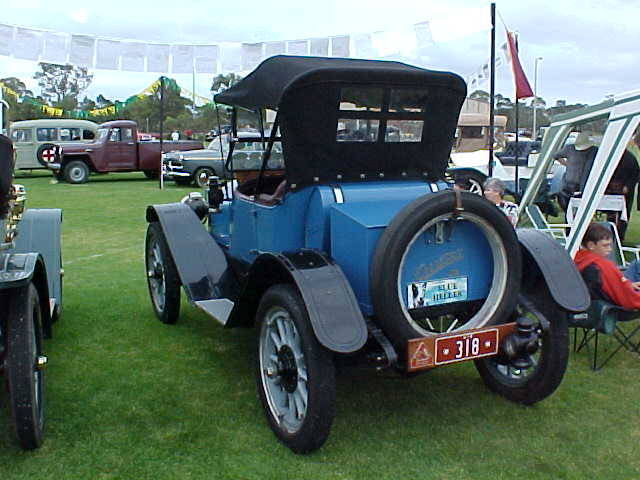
[41,120,203,183]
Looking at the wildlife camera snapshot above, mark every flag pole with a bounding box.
[159,76,165,190]
[514,33,520,199]
[489,2,496,178]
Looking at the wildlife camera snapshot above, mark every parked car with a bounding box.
[9,119,98,170]
[0,134,63,449]
[144,56,589,453]
[38,120,203,183]
[163,132,284,188]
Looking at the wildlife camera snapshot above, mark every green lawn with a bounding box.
[2,171,640,479]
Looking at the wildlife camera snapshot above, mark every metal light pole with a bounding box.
[532,57,543,139]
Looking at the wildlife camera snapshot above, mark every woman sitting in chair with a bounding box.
[574,223,640,309]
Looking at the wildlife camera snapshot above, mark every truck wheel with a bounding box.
[256,284,335,454]
[370,191,521,352]
[474,285,569,405]
[143,170,159,179]
[63,161,89,184]
[194,167,214,188]
[6,283,46,450]
[36,143,60,168]
[145,222,181,324]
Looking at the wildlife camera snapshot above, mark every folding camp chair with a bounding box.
[525,204,570,245]
[571,300,640,370]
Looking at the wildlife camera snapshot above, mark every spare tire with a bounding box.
[36,143,61,167]
[370,190,521,352]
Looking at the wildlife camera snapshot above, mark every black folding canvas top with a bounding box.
[215,56,467,187]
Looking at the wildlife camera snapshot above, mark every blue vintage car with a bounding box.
[0,134,63,449]
[144,56,589,453]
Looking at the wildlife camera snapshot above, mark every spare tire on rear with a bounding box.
[36,143,61,168]
[370,190,521,352]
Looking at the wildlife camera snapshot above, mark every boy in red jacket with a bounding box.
[574,223,640,309]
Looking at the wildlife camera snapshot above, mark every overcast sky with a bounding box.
[0,0,638,107]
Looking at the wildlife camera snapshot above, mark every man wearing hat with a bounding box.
[553,131,598,212]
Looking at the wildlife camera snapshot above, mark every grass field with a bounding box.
[2,171,640,479]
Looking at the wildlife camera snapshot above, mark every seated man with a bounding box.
[574,223,640,309]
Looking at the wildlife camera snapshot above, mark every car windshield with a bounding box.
[97,128,109,142]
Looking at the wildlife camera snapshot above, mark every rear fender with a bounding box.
[227,249,368,354]
[517,228,590,312]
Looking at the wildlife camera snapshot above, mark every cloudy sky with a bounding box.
[0,0,638,107]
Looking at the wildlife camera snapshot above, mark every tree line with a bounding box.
[1,63,243,135]
[2,63,595,135]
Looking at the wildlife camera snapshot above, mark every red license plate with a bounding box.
[407,323,515,372]
[434,329,498,365]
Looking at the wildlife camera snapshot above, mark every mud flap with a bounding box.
[146,203,238,315]
[517,228,590,312]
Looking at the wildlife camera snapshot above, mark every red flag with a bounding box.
[505,31,534,99]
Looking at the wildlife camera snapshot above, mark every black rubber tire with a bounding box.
[143,170,159,179]
[451,170,486,195]
[6,283,45,450]
[194,167,214,189]
[474,284,569,405]
[174,177,193,186]
[145,222,181,324]
[370,190,521,351]
[36,143,60,168]
[63,160,89,184]
[255,284,336,454]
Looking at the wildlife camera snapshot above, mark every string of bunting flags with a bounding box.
[0,16,492,75]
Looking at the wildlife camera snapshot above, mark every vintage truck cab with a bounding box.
[39,120,202,183]
[144,56,589,453]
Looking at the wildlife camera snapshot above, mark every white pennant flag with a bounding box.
[194,45,219,74]
[264,41,285,58]
[42,32,68,63]
[287,40,308,56]
[14,28,42,61]
[309,38,329,56]
[331,35,350,57]
[171,45,194,73]
[96,39,120,70]
[220,43,242,72]
[414,21,433,55]
[354,33,374,59]
[147,44,170,73]
[0,24,15,56]
[241,43,263,71]
[121,42,146,72]
[69,34,95,67]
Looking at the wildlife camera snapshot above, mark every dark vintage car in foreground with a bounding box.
[0,135,63,449]
[144,56,589,453]
[38,120,202,183]
[163,132,284,188]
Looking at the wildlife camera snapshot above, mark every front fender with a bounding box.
[0,251,53,335]
[227,249,368,354]
[517,228,590,312]
[12,208,63,317]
